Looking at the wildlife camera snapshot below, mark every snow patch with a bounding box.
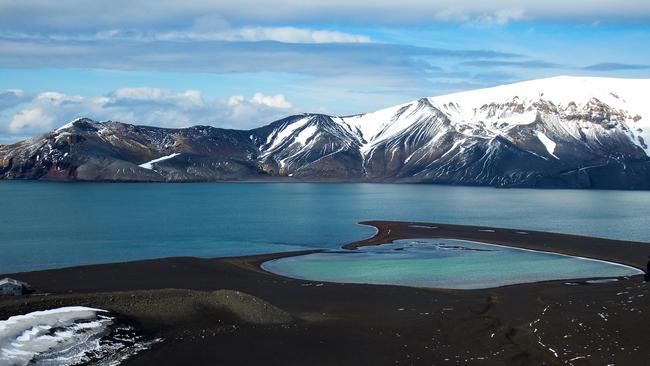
[55,119,82,133]
[0,306,158,366]
[536,131,559,159]
[264,117,311,152]
[139,153,181,170]
[293,125,318,146]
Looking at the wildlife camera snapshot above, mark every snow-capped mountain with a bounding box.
[2,76,649,189]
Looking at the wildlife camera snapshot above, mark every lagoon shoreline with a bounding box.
[1,221,649,365]
[345,221,650,270]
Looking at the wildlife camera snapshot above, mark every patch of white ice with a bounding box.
[536,131,559,159]
[0,306,158,366]
[0,307,106,366]
[138,153,181,170]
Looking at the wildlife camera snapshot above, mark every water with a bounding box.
[261,239,643,289]
[1,181,649,273]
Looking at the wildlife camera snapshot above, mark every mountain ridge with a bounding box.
[2,76,649,189]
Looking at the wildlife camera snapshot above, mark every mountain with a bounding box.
[2,76,650,189]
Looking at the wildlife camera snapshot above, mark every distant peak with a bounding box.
[55,117,99,133]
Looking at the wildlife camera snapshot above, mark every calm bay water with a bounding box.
[1,181,649,274]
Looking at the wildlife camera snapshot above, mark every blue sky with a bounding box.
[1,0,649,143]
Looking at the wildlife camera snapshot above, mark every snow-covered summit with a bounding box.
[353,76,648,153]
[258,76,649,165]
[432,76,647,109]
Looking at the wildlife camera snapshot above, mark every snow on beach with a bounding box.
[0,306,158,366]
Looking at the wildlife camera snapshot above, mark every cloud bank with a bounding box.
[0,36,520,90]
[2,0,649,31]
[0,88,299,140]
[1,26,372,44]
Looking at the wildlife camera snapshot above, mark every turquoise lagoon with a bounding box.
[261,239,643,289]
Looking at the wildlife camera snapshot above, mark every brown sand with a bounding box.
[1,221,649,365]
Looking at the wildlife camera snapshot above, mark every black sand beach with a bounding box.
[1,221,649,365]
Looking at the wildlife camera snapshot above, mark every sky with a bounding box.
[1,0,649,143]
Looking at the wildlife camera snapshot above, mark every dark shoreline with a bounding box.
[345,221,650,270]
[1,221,649,365]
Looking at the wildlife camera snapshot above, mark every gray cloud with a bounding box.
[583,62,650,71]
[2,0,650,31]
[0,37,520,89]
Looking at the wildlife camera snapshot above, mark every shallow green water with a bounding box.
[1,181,649,273]
[261,239,643,289]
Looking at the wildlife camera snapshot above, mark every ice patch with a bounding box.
[585,278,619,284]
[139,153,181,170]
[536,131,559,159]
[0,306,159,366]
[409,225,438,229]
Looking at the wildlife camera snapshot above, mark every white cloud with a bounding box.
[112,87,204,107]
[434,7,525,26]
[7,91,83,133]
[250,93,292,108]
[1,26,372,44]
[228,93,292,109]
[225,93,294,125]
[1,88,301,137]
[154,27,372,43]
[9,108,54,132]
[227,95,245,106]
[5,92,83,133]
[433,8,472,23]
[475,8,526,26]
[112,87,169,101]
